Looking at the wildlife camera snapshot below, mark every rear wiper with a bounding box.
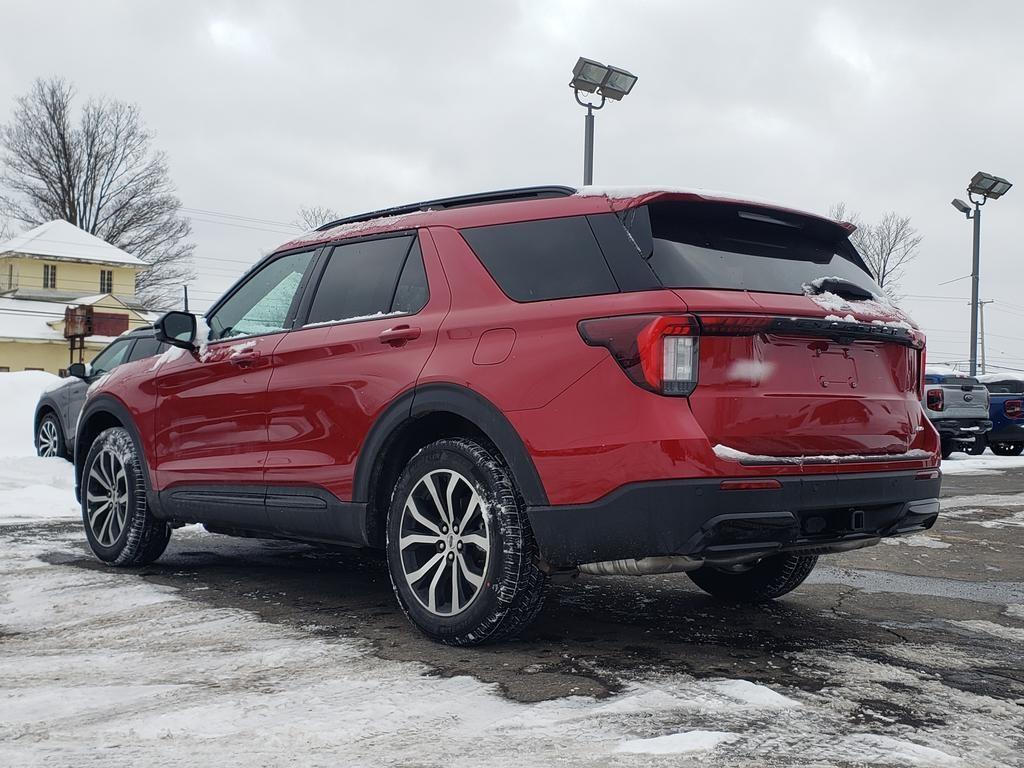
[806,277,874,301]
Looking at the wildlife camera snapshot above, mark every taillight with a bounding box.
[1005,399,1023,419]
[926,388,944,411]
[579,314,699,396]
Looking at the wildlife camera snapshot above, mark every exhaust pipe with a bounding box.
[578,556,704,576]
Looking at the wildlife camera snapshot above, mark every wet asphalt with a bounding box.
[44,464,1024,713]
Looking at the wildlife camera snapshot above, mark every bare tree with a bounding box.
[0,78,194,307]
[830,202,922,296]
[294,204,339,231]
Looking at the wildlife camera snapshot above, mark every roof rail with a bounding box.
[315,185,577,231]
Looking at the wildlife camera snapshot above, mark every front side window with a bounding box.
[43,264,57,289]
[89,339,133,376]
[100,270,113,293]
[305,235,419,326]
[207,250,315,341]
[127,336,164,361]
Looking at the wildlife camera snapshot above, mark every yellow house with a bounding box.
[0,220,152,373]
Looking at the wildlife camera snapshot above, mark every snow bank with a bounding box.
[0,371,61,458]
[616,730,739,754]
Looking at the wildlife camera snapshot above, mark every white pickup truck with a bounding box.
[922,366,993,458]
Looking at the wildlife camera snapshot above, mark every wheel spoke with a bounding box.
[426,555,447,613]
[99,502,116,545]
[461,533,489,551]
[457,552,484,587]
[445,473,460,528]
[88,500,111,527]
[405,552,444,584]
[458,492,482,532]
[89,466,111,492]
[424,474,450,526]
[450,558,461,613]
[400,533,439,550]
[405,498,441,536]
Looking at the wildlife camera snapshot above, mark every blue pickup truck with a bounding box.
[977,374,1024,456]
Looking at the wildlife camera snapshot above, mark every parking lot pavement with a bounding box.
[2,464,1023,765]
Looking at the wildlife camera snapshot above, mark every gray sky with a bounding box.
[1,0,1022,371]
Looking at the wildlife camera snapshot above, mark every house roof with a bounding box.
[0,220,146,266]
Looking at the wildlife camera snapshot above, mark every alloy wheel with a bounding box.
[86,447,130,547]
[38,419,59,458]
[398,469,490,617]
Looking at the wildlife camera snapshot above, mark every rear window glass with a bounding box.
[624,202,882,296]
[983,380,1024,394]
[461,216,619,302]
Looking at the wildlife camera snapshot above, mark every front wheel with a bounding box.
[36,412,66,459]
[386,438,547,645]
[990,442,1024,457]
[82,427,170,566]
[687,553,818,603]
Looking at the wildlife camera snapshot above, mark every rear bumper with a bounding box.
[527,469,941,567]
[987,422,1024,443]
[932,419,992,441]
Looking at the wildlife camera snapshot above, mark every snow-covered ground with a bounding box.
[1,372,1023,766]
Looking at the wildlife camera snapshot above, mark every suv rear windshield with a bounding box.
[623,201,881,296]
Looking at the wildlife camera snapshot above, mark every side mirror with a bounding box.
[155,311,198,350]
[68,362,90,379]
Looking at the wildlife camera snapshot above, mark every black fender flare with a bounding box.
[353,383,548,506]
[74,395,153,503]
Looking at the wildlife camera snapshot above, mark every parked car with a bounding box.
[73,186,941,645]
[921,366,992,458]
[976,373,1024,455]
[34,326,165,460]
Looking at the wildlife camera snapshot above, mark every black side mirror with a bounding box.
[155,311,198,350]
[67,362,89,379]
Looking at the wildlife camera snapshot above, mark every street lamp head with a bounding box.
[570,57,610,94]
[951,198,971,215]
[968,171,1013,200]
[599,66,638,101]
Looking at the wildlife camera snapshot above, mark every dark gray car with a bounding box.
[34,327,166,460]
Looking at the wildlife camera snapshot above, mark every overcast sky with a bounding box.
[1,1,1022,371]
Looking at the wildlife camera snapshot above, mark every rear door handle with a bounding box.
[379,325,421,346]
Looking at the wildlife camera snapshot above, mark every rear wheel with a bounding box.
[36,412,66,459]
[386,437,547,645]
[82,427,170,566]
[964,438,986,456]
[991,442,1024,457]
[940,440,954,460]
[687,554,817,603]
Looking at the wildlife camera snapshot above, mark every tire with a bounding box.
[36,412,67,459]
[964,438,986,456]
[990,442,1024,457]
[687,553,818,603]
[940,440,954,460]
[81,427,170,566]
[386,437,547,645]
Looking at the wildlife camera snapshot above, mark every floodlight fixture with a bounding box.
[599,66,638,101]
[951,198,971,215]
[569,57,638,185]
[570,57,610,94]
[968,171,1013,200]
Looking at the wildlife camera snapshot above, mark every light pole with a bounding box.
[569,57,638,186]
[951,171,1012,376]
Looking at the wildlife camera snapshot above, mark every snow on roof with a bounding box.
[0,220,146,266]
[925,364,965,378]
[977,372,1024,384]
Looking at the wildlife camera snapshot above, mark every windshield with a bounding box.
[622,201,883,296]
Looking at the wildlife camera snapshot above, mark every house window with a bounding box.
[43,264,57,289]
[0,366,10,373]
[6,264,12,290]
[100,269,113,293]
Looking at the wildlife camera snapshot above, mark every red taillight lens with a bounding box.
[579,314,698,396]
[697,314,775,335]
[1005,399,1023,419]
[926,388,944,411]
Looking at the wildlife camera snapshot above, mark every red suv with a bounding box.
[75,186,941,645]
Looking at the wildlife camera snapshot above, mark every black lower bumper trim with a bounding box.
[527,470,941,567]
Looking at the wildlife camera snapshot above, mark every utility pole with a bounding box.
[183,285,189,312]
[978,300,994,375]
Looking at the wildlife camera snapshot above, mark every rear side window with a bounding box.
[461,216,619,302]
[306,235,415,325]
[625,202,882,296]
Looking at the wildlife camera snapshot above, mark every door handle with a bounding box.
[379,325,421,346]
[228,349,261,367]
